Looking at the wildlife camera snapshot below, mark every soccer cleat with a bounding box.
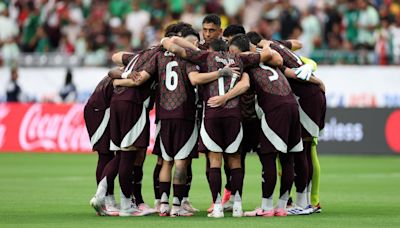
[207,203,224,218]
[170,206,194,217]
[119,197,143,217]
[274,208,288,217]
[287,204,312,216]
[232,191,243,217]
[232,203,243,217]
[221,188,231,205]
[104,195,119,216]
[159,203,170,216]
[181,199,199,213]
[90,196,106,216]
[207,203,214,213]
[313,203,322,213]
[138,203,157,216]
[154,199,161,213]
[244,208,274,217]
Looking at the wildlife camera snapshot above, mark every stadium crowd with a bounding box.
[0,0,399,66]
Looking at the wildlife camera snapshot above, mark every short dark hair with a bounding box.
[229,34,250,52]
[202,14,221,27]
[164,22,192,37]
[180,27,200,41]
[246,31,263,45]
[210,39,228,51]
[223,24,246,38]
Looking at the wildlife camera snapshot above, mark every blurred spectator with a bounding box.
[21,1,40,52]
[279,0,301,40]
[0,2,20,66]
[355,0,380,49]
[125,0,150,49]
[0,0,397,65]
[343,0,359,50]
[300,6,322,56]
[59,68,77,103]
[390,14,400,64]
[6,67,21,102]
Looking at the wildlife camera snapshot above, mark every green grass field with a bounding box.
[1,153,399,228]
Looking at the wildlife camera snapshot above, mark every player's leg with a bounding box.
[304,139,313,209]
[207,152,224,218]
[118,150,142,216]
[159,159,173,216]
[181,158,199,212]
[275,152,294,216]
[133,148,156,214]
[227,153,244,217]
[153,156,163,211]
[311,137,321,212]
[100,151,120,216]
[170,159,192,217]
[292,148,309,209]
[222,154,232,205]
[96,153,114,185]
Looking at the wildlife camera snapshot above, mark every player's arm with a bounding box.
[188,66,240,86]
[111,52,132,66]
[283,67,326,92]
[108,67,124,79]
[267,50,283,67]
[165,36,199,51]
[207,72,250,108]
[114,71,152,87]
[287,39,302,51]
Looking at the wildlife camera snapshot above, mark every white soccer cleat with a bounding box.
[170,206,194,217]
[90,196,106,216]
[104,195,119,216]
[287,204,313,215]
[181,199,199,213]
[159,203,170,216]
[119,196,143,217]
[232,192,243,217]
[138,203,157,215]
[207,203,224,218]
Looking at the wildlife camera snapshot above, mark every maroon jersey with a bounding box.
[247,63,297,113]
[198,40,209,50]
[240,88,257,119]
[270,40,320,98]
[183,48,261,119]
[111,46,161,103]
[86,76,114,110]
[144,50,199,120]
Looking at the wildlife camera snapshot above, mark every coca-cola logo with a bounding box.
[19,104,91,151]
[0,104,10,148]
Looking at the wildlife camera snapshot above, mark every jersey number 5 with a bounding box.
[259,63,278,81]
[166,61,178,91]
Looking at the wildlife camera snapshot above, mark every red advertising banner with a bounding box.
[0,103,156,153]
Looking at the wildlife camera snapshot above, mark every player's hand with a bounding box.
[207,95,228,108]
[258,39,272,47]
[128,71,142,82]
[112,79,121,88]
[218,66,240,77]
[294,64,312,81]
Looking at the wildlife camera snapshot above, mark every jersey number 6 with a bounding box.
[166,61,178,91]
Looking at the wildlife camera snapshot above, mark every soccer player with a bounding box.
[135,28,238,217]
[248,31,326,214]
[221,24,261,210]
[161,34,276,218]
[199,14,223,50]
[84,72,128,216]
[90,47,160,217]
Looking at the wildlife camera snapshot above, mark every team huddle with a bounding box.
[85,14,326,218]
